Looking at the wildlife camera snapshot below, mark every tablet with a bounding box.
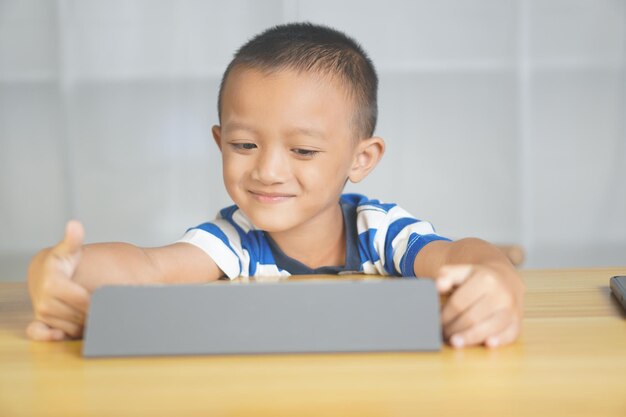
[83,278,441,357]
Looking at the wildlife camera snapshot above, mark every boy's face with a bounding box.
[213,67,374,234]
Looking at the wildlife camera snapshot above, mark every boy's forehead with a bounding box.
[220,67,356,114]
[220,66,356,127]
[223,66,351,103]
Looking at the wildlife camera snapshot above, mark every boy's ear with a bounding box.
[348,136,385,183]
[212,125,222,151]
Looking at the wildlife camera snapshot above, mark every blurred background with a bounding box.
[1,0,625,280]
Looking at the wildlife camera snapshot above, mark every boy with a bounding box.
[27,23,524,349]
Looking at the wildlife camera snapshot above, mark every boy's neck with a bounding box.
[267,203,345,270]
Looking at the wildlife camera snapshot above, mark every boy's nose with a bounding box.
[252,148,289,185]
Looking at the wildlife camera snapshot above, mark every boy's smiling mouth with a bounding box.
[248,190,296,203]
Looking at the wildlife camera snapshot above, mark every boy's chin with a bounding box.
[248,217,295,234]
[233,200,299,232]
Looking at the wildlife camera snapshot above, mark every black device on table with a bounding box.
[610,276,626,312]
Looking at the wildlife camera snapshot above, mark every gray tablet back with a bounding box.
[83,279,441,357]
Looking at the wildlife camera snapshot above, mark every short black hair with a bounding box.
[218,22,378,139]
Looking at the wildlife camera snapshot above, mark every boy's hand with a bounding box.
[436,263,524,349]
[26,220,91,341]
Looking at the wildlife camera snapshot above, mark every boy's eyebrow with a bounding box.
[224,121,327,140]
[286,127,327,140]
[222,121,258,133]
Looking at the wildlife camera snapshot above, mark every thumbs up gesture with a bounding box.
[26,221,91,341]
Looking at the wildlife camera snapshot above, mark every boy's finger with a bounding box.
[51,220,84,259]
[485,317,521,349]
[37,297,86,327]
[53,278,91,314]
[36,276,91,317]
[45,221,84,280]
[436,264,474,293]
[26,320,66,342]
[442,295,495,338]
[440,273,487,326]
[449,309,512,349]
[36,316,84,339]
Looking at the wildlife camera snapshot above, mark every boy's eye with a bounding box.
[292,148,320,158]
[230,143,257,151]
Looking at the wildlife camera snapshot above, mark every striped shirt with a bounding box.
[178,193,450,279]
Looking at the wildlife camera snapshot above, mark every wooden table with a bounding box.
[1,268,625,417]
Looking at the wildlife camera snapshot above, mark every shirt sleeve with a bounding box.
[176,218,249,279]
[397,227,451,277]
[357,203,451,277]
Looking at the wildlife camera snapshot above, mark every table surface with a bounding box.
[1,268,625,417]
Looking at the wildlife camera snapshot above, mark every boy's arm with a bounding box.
[27,221,223,341]
[413,238,525,349]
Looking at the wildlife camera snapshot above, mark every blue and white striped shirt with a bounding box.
[178,194,450,279]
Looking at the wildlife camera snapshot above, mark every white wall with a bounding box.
[1,0,625,280]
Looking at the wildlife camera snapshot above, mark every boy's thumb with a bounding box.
[55,220,85,256]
